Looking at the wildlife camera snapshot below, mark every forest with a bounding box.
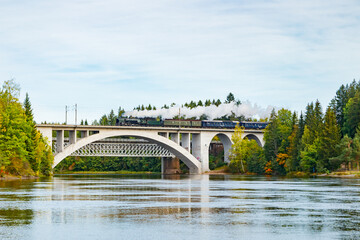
[2,79,360,176]
[0,80,53,177]
[230,80,360,175]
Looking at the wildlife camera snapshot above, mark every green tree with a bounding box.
[229,125,246,172]
[317,107,341,172]
[23,93,43,174]
[330,135,353,170]
[225,93,235,103]
[343,91,360,138]
[215,99,221,106]
[108,109,117,126]
[331,80,360,133]
[118,107,125,117]
[99,115,108,125]
[351,129,360,170]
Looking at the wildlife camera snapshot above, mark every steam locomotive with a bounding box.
[116,118,268,130]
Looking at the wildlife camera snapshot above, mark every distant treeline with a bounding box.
[0,80,53,177]
[229,79,360,175]
[132,92,240,111]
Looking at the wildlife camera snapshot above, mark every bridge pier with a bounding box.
[56,130,64,152]
[181,133,190,152]
[161,157,181,174]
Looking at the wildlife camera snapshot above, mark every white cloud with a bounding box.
[0,0,359,123]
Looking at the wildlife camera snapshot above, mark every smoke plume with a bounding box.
[124,101,274,120]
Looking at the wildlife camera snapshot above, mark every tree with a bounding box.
[225,93,235,103]
[23,93,38,174]
[118,107,125,117]
[108,109,117,126]
[0,80,53,176]
[215,99,221,106]
[317,107,341,172]
[229,125,245,172]
[99,115,108,125]
[330,135,353,170]
[264,109,279,162]
[331,80,360,135]
[352,129,360,170]
[343,91,360,138]
[286,124,299,172]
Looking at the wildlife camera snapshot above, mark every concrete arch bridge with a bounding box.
[36,125,264,174]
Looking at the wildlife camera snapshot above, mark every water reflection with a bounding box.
[0,175,360,239]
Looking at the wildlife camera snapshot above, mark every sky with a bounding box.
[1,0,359,123]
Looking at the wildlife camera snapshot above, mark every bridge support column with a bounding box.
[56,130,64,153]
[69,130,76,144]
[170,133,179,144]
[161,157,181,174]
[80,130,89,138]
[192,133,210,173]
[181,133,190,152]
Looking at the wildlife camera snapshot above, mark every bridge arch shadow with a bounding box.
[53,131,202,174]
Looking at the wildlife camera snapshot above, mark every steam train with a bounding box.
[116,118,268,130]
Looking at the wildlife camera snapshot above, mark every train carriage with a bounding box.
[117,117,268,129]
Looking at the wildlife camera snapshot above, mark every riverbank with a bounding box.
[205,167,360,178]
[54,170,158,175]
[0,175,39,181]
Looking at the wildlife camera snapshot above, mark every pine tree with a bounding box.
[264,109,279,162]
[300,126,319,173]
[225,93,235,103]
[343,91,360,138]
[351,128,360,170]
[330,135,352,170]
[215,99,221,106]
[108,109,116,126]
[99,115,108,125]
[23,93,38,174]
[118,107,125,117]
[317,107,341,172]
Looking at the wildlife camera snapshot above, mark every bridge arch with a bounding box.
[243,133,263,147]
[204,132,233,164]
[53,130,202,174]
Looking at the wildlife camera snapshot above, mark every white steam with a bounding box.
[124,101,274,120]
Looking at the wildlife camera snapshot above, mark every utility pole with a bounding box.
[75,104,77,125]
[65,105,68,124]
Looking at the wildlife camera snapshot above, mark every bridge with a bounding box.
[36,124,265,174]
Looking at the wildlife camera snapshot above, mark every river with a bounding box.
[0,174,359,239]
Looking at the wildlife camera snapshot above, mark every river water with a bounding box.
[0,174,360,240]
